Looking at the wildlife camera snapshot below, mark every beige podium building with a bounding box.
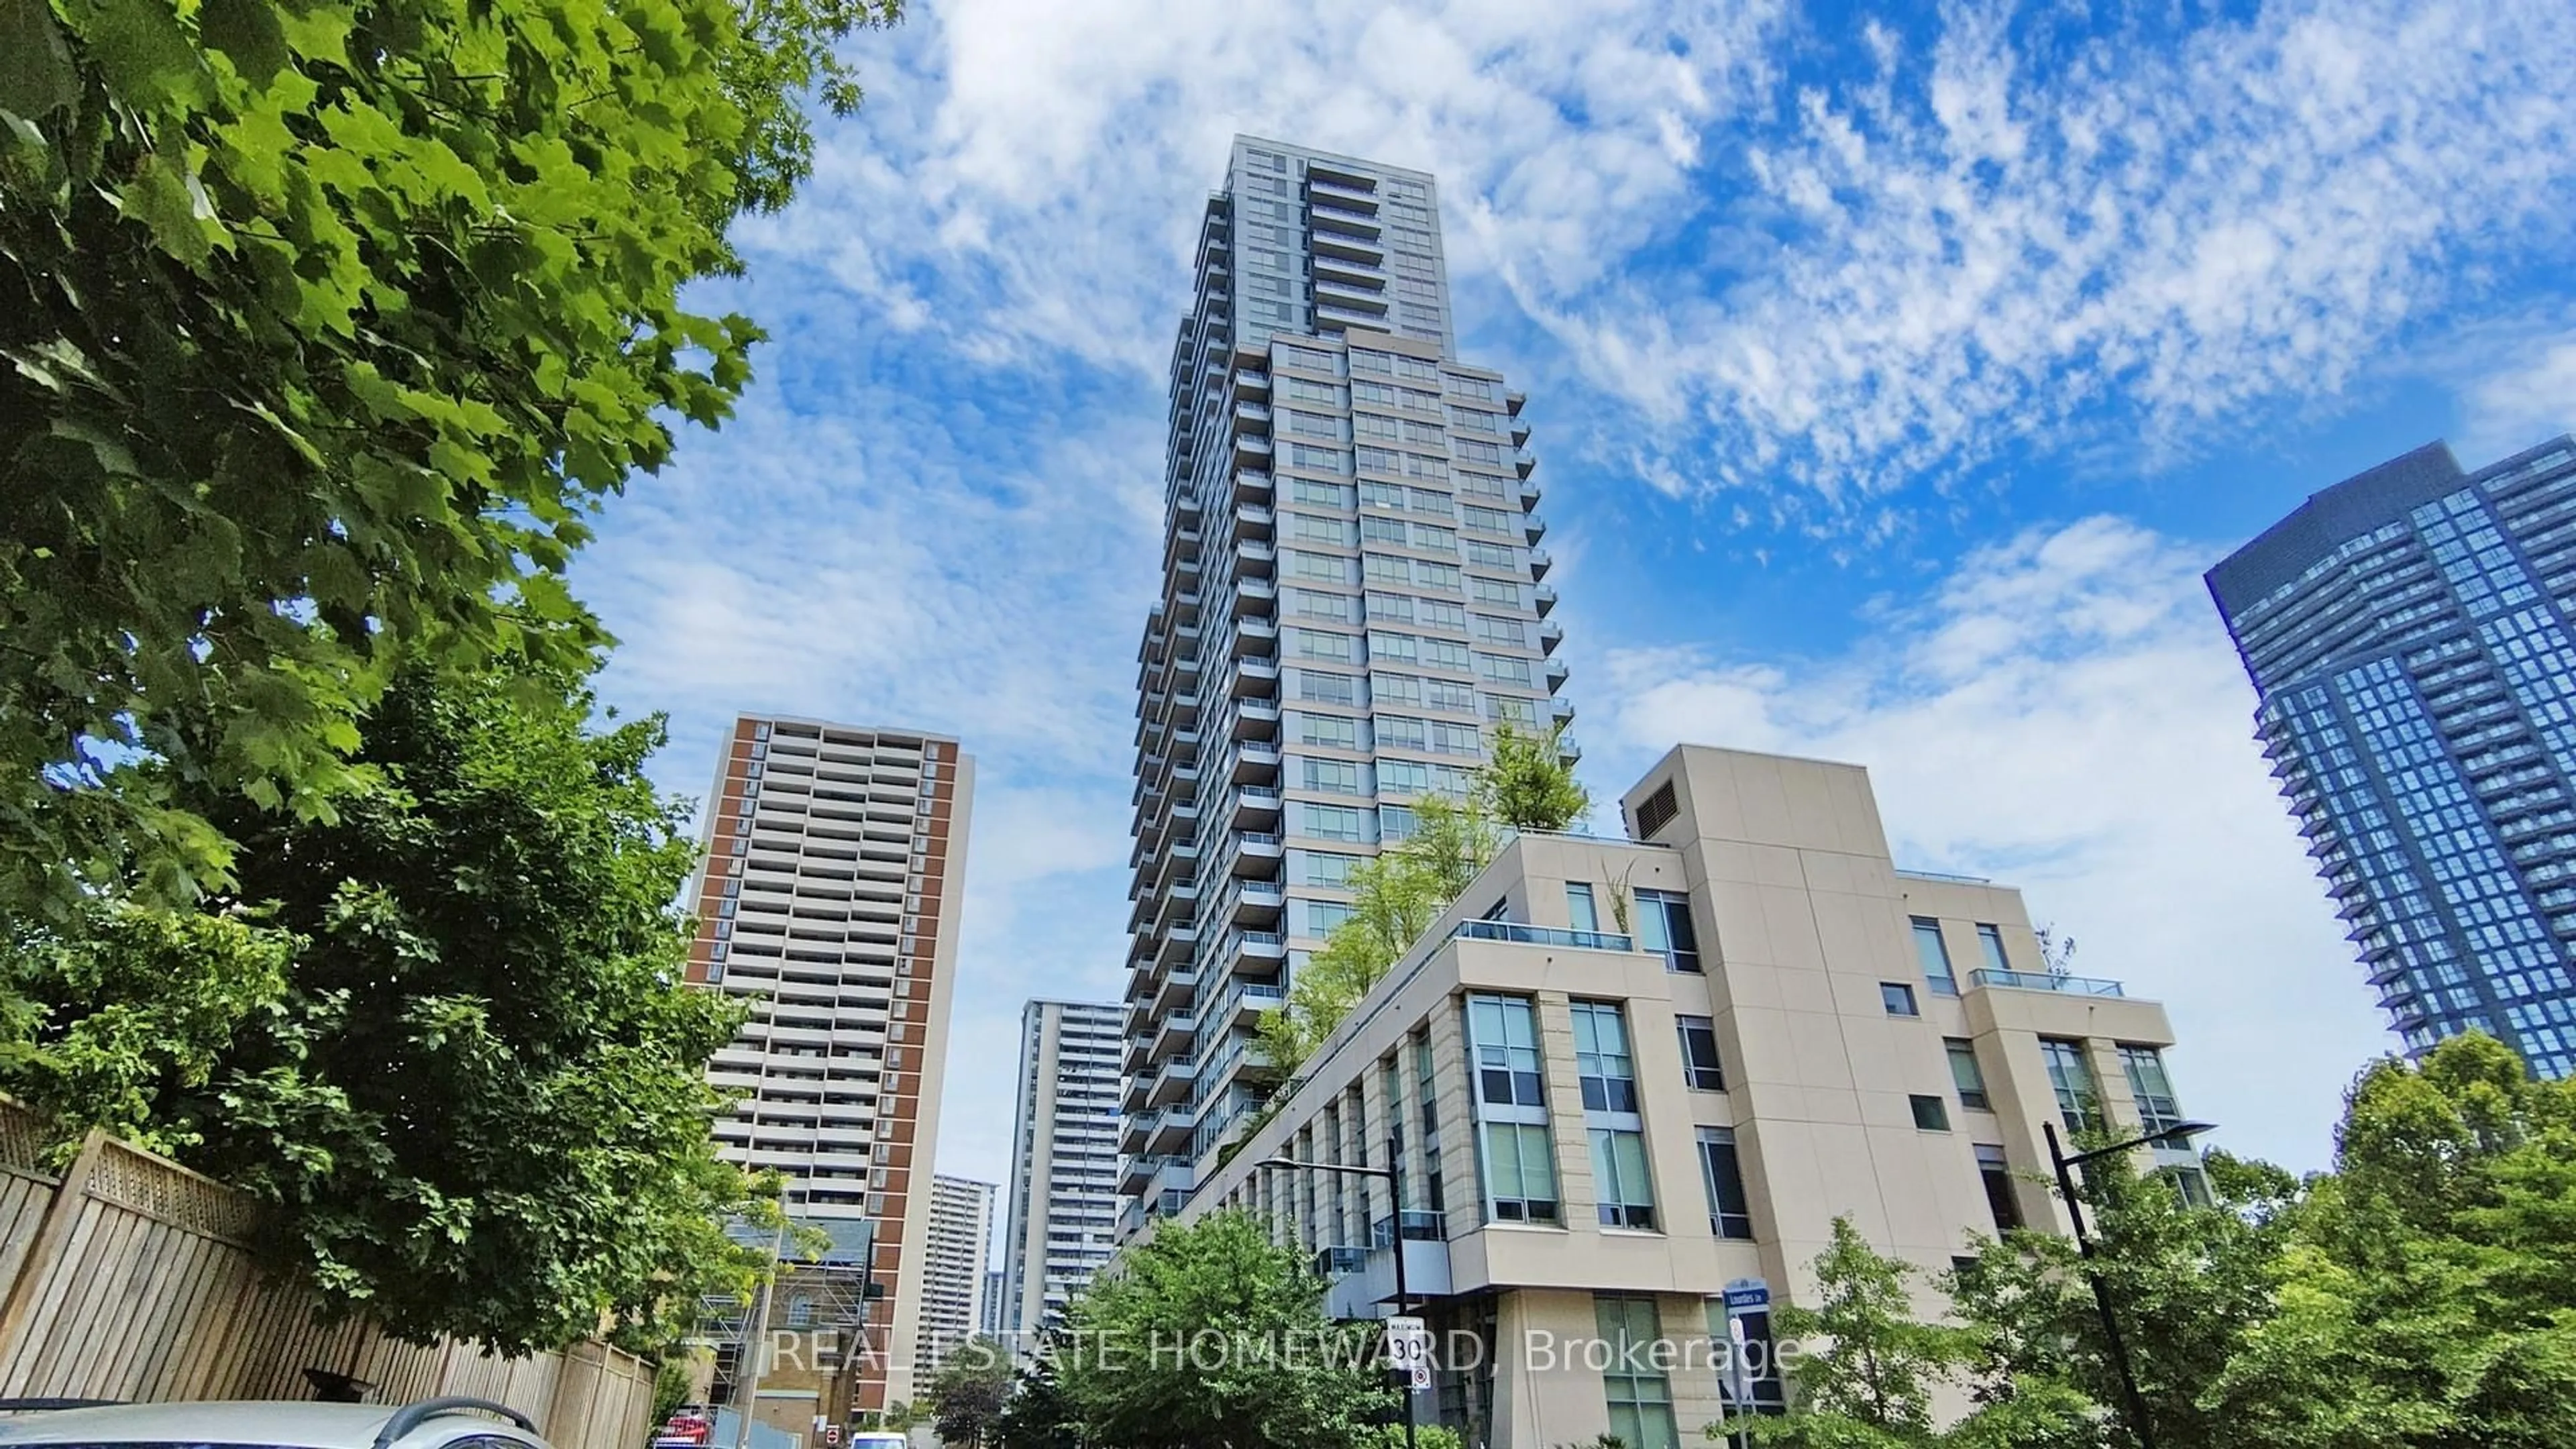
[1181,743,2200,1449]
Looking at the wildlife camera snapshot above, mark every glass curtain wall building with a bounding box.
[1122,137,1569,1232]
[2208,436,2576,1077]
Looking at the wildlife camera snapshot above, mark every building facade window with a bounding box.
[1466,995,1556,1224]
[1975,1144,2021,1230]
[1909,1094,1951,1132]
[1976,923,2010,974]
[1574,1002,1654,1229]
[1945,1038,1990,1110]
[1676,1016,1725,1091]
[1910,917,1958,995]
[1880,982,1919,1018]
[2041,1038,2102,1132]
[1695,1127,1754,1240]
[2118,1044,2185,1136]
[1566,882,1599,933]
[1635,890,1701,973]
[1595,1295,1680,1449]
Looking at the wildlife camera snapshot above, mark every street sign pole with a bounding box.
[1721,1278,1770,1449]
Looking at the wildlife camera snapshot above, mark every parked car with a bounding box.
[0,1396,552,1449]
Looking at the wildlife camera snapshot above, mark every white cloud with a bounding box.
[1588,517,2390,1171]
[1550,0,2576,502]
[2464,332,2576,458]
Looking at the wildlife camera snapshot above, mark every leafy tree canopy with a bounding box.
[1477,722,1588,833]
[1748,1033,2576,1449]
[924,1336,1016,1449]
[1058,1210,1394,1449]
[0,0,894,921]
[0,657,769,1354]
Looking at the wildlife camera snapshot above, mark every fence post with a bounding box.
[0,1131,109,1385]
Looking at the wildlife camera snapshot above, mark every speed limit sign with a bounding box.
[1384,1315,1433,1390]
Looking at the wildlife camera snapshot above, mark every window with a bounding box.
[1591,1127,1656,1228]
[1300,802,1368,842]
[1696,1127,1754,1238]
[2041,1038,2102,1132]
[1297,670,1356,705]
[1945,1038,1990,1111]
[1976,923,2010,974]
[2118,1044,2185,1136]
[1299,851,1361,886]
[1635,890,1700,972]
[1571,1003,1639,1114]
[1976,1144,2022,1230]
[1595,1296,1680,1449]
[1676,1017,1725,1091]
[1566,883,1599,932]
[1478,1122,1557,1224]
[2167,1164,2214,1209]
[1298,713,1358,749]
[1301,757,1363,794]
[1290,512,1350,545]
[1288,443,1348,473]
[1468,995,1556,1224]
[1468,996,1546,1108]
[1307,901,1356,935]
[1909,1094,1951,1132]
[1292,627,1354,662]
[1911,918,1959,996]
[1291,477,1352,509]
[1880,982,1919,1018]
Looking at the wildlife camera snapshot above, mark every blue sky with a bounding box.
[568,0,2576,1198]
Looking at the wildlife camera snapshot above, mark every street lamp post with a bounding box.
[1259,1141,1416,1449]
[2041,1119,2217,1449]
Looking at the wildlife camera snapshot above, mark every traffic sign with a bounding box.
[822,1427,841,1446]
[1721,1277,1770,1313]
[1384,1315,1432,1389]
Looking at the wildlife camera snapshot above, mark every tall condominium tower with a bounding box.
[2209,436,2576,1077]
[1000,998,1124,1338]
[916,1175,996,1368]
[1123,137,1566,1232]
[685,715,973,1413]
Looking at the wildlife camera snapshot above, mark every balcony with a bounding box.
[1226,980,1287,1025]
[1550,694,1575,724]
[1232,502,1275,543]
[1228,877,1285,925]
[1235,928,1287,966]
[1146,1058,1199,1108]
[1307,203,1383,239]
[1545,655,1569,688]
[1528,547,1553,580]
[1519,476,1541,507]
[1228,829,1284,875]
[1314,280,1390,315]
[1538,619,1564,655]
[1234,434,1273,466]
[1150,967,1199,1018]
[1514,446,1537,478]
[1233,657,1280,696]
[1152,1011,1197,1062]
[1235,576,1277,614]
[1232,741,1282,782]
[1234,617,1278,654]
[1312,253,1385,287]
[1145,1106,1195,1157]
[1451,918,1632,952]
[1236,540,1277,577]
[1556,733,1582,764]
[1306,173,1379,208]
[1970,968,2127,998]
[1309,230,1383,265]
[1232,470,1273,504]
[1323,1229,1454,1321]
[1533,583,1558,617]
[1230,785,1283,827]
[1523,512,1548,544]
[1232,699,1281,739]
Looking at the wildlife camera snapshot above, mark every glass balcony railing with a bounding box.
[1970,968,2126,998]
[1450,919,1633,952]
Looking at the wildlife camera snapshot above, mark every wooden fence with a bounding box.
[0,1102,653,1449]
